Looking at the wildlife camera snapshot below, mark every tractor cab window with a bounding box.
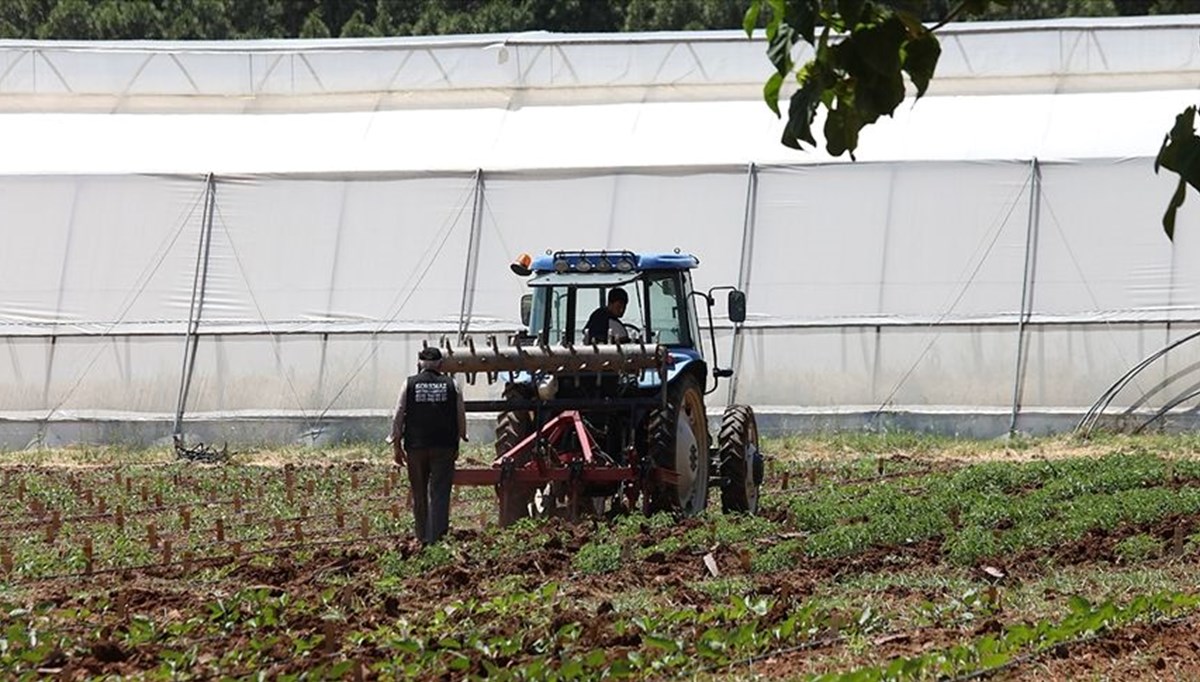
[645,272,691,347]
[528,282,648,346]
[534,287,585,346]
[577,286,646,344]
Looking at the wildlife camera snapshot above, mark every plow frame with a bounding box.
[453,403,680,519]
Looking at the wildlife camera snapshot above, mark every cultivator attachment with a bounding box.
[425,335,668,385]
[452,410,676,521]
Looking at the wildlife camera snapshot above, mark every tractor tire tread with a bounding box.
[719,405,758,514]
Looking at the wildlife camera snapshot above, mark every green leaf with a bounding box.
[829,17,907,124]
[764,72,784,117]
[768,22,796,76]
[852,16,907,78]
[608,658,636,676]
[838,0,866,27]
[785,0,819,44]
[644,635,680,652]
[583,649,606,668]
[824,106,862,159]
[896,9,926,35]
[743,2,761,37]
[1157,107,1200,183]
[902,32,941,98]
[448,652,470,671]
[560,658,584,678]
[782,81,820,149]
[1067,595,1093,615]
[765,0,785,42]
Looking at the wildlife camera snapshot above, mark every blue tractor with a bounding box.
[446,250,764,524]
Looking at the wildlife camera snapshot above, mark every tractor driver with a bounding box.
[583,288,630,345]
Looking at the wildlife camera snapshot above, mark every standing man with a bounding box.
[583,288,630,344]
[391,347,467,546]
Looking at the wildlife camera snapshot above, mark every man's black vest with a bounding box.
[402,369,459,449]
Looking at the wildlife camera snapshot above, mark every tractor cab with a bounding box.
[522,251,701,349]
[517,251,745,393]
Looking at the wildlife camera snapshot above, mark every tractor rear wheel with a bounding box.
[719,405,762,514]
[645,374,709,516]
[496,385,535,526]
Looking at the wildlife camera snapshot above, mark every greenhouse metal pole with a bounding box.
[727,162,758,406]
[41,184,81,412]
[457,169,484,343]
[1009,159,1042,435]
[173,174,217,442]
[317,184,351,406]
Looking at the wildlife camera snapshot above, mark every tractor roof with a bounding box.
[530,251,699,274]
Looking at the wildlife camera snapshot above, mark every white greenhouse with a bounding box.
[2,15,1200,446]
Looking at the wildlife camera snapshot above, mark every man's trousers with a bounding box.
[405,447,457,545]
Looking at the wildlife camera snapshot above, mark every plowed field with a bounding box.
[5,434,1200,680]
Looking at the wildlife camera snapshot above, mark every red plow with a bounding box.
[453,409,680,521]
[438,336,685,522]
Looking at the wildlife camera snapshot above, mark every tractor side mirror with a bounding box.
[520,293,533,327]
[727,290,746,324]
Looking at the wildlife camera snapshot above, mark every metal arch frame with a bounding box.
[1077,327,1200,437]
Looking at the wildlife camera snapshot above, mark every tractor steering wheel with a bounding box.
[621,322,642,342]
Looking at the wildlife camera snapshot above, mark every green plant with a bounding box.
[751,539,803,573]
[572,541,622,575]
[1115,534,1163,564]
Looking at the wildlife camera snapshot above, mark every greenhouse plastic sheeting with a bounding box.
[2,17,1200,443]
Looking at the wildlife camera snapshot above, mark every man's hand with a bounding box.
[393,445,407,467]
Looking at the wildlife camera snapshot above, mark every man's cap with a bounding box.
[418,347,443,362]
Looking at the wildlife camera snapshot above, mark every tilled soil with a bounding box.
[20,521,1200,680]
[9,455,1200,680]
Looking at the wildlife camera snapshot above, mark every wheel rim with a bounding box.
[677,386,709,513]
[680,386,708,455]
[673,411,699,510]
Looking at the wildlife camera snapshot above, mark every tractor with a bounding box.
[446,250,764,524]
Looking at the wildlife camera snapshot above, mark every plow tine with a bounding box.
[429,342,665,375]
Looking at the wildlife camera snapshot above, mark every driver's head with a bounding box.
[607,288,629,317]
